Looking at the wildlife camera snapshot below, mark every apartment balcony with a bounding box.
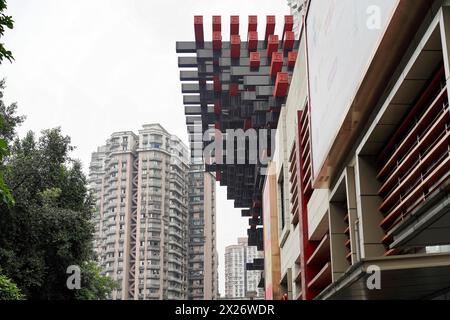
[105,229,117,238]
[106,237,116,245]
[104,255,115,264]
[168,248,183,257]
[143,235,160,242]
[189,257,204,264]
[105,265,114,273]
[146,292,161,299]
[105,219,116,227]
[168,267,182,274]
[188,272,204,280]
[168,239,183,248]
[146,225,162,232]
[167,293,183,300]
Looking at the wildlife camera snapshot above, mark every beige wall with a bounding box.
[263,162,281,300]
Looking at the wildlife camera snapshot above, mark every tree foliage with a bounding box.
[0,270,24,300]
[0,0,17,206]
[0,4,114,298]
[0,127,13,205]
[0,0,14,63]
[76,261,118,300]
[0,79,25,206]
[0,99,116,300]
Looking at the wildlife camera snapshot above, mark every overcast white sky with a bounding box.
[0,0,289,297]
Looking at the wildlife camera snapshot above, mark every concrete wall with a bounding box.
[285,34,309,153]
[262,162,281,300]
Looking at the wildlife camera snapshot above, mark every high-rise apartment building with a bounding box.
[225,238,264,299]
[187,162,219,300]
[89,124,217,300]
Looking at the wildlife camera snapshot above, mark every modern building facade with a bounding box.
[264,0,450,300]
[225,238,264,299]
[177,0,450,300]
[89,124,218,300]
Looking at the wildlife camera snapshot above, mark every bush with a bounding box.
[0,273,24,300]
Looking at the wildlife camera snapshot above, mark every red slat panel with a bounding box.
[230,15,239,35]
[265,15,275,41]
[194,16,204,43]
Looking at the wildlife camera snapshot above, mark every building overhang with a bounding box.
[316,253,450,300]
[313,0,434,188]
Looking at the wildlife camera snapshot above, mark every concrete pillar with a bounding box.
[329,202,349,282]
[439,6,450,82]
[355,156,386,258]
[345,167,359,264]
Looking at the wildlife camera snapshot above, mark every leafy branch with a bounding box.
[0,0,14,64]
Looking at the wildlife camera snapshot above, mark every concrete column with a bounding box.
[329,202,349,282]
[345,167,359,264]
[287,268,293,300]
[354,156,386,258]
[439,6,450,82]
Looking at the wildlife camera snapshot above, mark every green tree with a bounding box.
[0,79,25,206]
[0,270,24,300]
[0,121,14,205]
[0,0,15,206]
[76,261,118,300]
[0,4,114,298]
[0,0,14,63]
[0,110,116,299]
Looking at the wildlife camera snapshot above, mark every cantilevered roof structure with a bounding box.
[176,15,299,250]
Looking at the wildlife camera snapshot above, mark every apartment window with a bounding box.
[150,143,161,149]
[150,134,162,142]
